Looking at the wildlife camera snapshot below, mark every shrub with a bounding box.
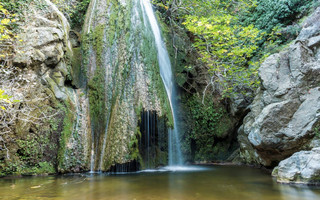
[240,0,316,34]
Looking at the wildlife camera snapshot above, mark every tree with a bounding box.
[156,0,263,98]
[183,13,262,98]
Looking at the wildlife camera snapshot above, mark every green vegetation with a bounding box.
[156,0,317,98]
[0,0,32,16]
[52,0,91,28]
[14,134,56,175]
[240,0,317,55]
[0,112,60,176]
[155,0,261,97]
[2,0,90,29]
[88,68,106,126]
[0,2,19,69]
[85,23,107,142]
[241,0,315,34]
[1,161,55,176]
[183,95,233,161]
[183,14,262,97]
[127,128,142,163]
[92,24,106,65]
[57,101,75,170]
[187,95,224,138]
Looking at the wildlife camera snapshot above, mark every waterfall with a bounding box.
[87,0,97,34]
[85,0,183,172]
[147,111,150,168]
[98,115,110,171]
[141,0,184,166]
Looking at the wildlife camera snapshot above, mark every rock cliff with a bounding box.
[1,0,172,175]
[0,0,91,175]
[238,7,320,182]
[82,0,171,171]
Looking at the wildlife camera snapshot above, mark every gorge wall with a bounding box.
[1,0,320,185]
[0,0,91,175]
[82,0,171,171]
[238,7,320,184]
[0,0,171,175]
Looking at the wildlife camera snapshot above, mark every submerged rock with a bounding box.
[273,148,320,185]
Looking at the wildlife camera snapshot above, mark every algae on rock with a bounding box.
[83,0,172,171]
[0,0,91,176]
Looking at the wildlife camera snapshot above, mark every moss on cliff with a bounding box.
[88,69,106,128]
[180,95,235,161]
[92,24,106,65]
[0,105,62,176]
[81,0,174,171]
[57,100,75,171]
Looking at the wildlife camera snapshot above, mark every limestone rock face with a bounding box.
[239,7,320,167]
[13,0,74,101]
[0,0,90,175]
[83,0,170,171]
[273,148,320,184]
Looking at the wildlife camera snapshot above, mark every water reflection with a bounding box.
[277,182,320,200]
[0,166,320,200]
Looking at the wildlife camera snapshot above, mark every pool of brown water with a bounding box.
[1,165,320,200]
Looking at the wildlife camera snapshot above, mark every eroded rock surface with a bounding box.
[239,7,320,167]
[0,0,90,175]
[82,0,171,171]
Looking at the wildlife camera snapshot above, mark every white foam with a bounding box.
[161,166,210,172]
[139,166,211,173]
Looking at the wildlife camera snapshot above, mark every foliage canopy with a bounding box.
[156,0,316,98]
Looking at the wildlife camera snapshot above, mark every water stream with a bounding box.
[141,0,184,166]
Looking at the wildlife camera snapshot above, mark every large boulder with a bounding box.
[273,148,320,184]
[239,7,320,167]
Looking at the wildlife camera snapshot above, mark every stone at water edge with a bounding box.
[273,147,320,185]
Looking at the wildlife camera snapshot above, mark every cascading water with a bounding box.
[141,0,184,166]
[87,0,97,174]
[84,0,183,173]
[139,110,158,169]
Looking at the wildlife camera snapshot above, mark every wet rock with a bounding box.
[273,148,320,184]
